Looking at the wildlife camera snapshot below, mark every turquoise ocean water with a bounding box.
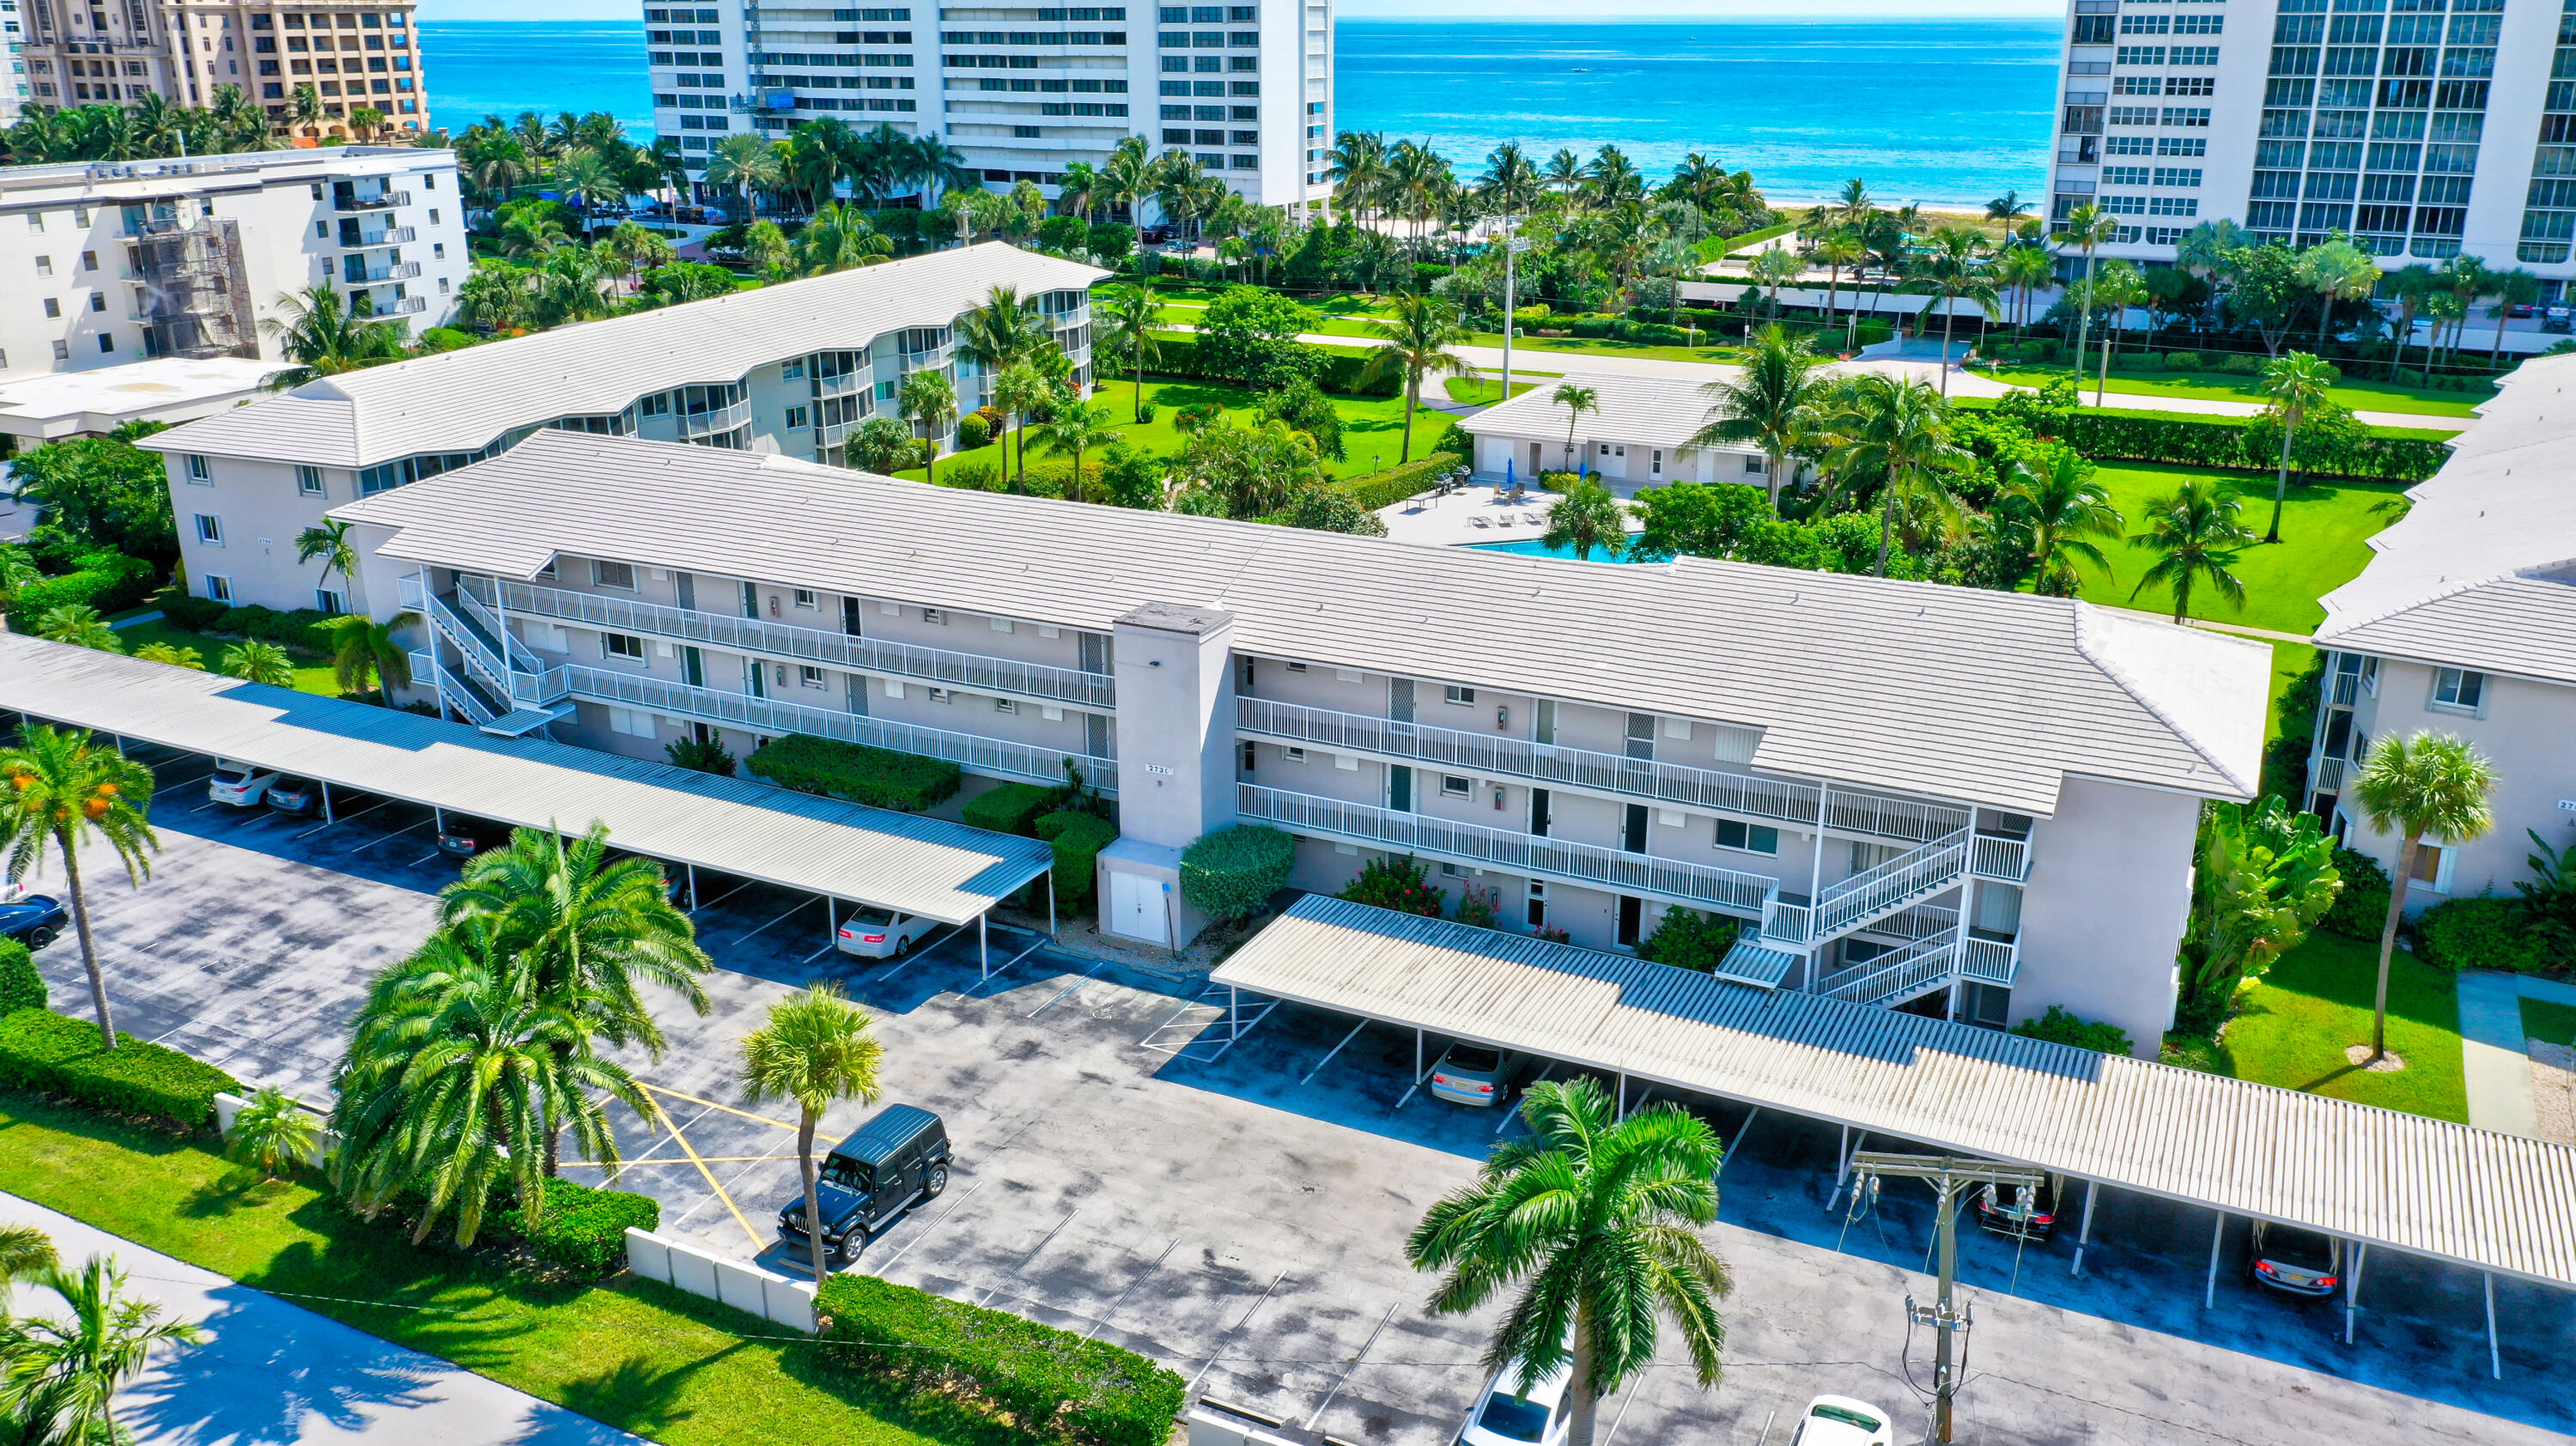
[417,17,2058,205]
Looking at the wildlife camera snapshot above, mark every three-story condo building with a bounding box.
[329,429,2271,1057]
[2306,351,2576,906]
[138,242,1102,616]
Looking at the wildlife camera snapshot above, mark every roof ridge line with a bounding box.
[2070,601,2258,797]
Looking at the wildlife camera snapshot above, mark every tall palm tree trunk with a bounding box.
[59,840,114,1048]
[1875,489,1899,577]
[1566,1309,1604,1446]
[1941,304,1957,397]
[799,1104,828,1285]
[2372,832,2420,1062]
[1400,378,1417,463]
[2266,414,2297,544]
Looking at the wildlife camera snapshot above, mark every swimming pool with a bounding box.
[1467,538,1655,563]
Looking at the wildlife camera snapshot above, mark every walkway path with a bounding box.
[2458,972,2576,1138]
[0,1191,635,1446]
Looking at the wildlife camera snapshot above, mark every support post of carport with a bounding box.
[1616,1072,1627,1121]
[685,863,698,912]
[2342,1242,2368,1346]
[2204,1212,2226,1309]
[1046,869,1057,938]
[979,912,989,986]
[2483,1273,2501,1379]
[2070,1178,2099,1278]
[319,780,334,823]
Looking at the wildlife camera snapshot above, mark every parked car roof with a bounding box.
[831,1104,940,1167]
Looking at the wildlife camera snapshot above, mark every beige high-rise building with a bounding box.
[17,0,430,143]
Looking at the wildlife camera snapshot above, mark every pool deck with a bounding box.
[1376,482,1645,554]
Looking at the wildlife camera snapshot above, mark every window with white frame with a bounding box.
[2406,841,2453,892]
[1715,818,1779,855]
[1443,684,1475,706]
[1440,774,1471,799]
[593,559,637,591]
[193,513,223,545]
[799,665,825,689]
[607,706,656,738]
[185,453,211,483]
[2432,667,2483,714]
[296,465,325,496]
[315,588,344,616]
[603,632,646,661]
[1284,745,1307,762]
[204,574,232,603]
[793,588,817,610]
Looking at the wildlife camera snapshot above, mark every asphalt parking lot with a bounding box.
[18,738,2575,1446]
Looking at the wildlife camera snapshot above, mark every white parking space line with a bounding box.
[728,897,812,947]
[1084,1236,1181,1340]
[690,878,756,914]
[1027,962,1109,1018]
[973,1208,1079,1308]
[871,1178,984,1273]
[1596,1379,1645,1446]
[1303,1300,1398,1430]
[1498,1064,1555,1135]
[349,817,434,854]
[404,849,447,870]
[872,924,961,980]
[152,771,214,799]
[1186,1268,1287,1391]
[295,797,394,839]
[1298,1019,1370,1086]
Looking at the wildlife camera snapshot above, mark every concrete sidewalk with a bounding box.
[0,1191,635,1446]
[2458,971,2576,1138]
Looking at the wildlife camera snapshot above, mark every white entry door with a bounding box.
[1109,870,1170,945]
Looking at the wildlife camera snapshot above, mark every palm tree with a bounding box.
[1811,233,1867,338]
[2486,267,2546,362]
[1831,177,1874,232]
[1550,383,1600,472]
[704,131,785,223]
[0,1255,204,1443]
[318,611,420,706]
[1358,293,1476,465]
[1997,243,2056,337]
[331,920,657,1243]
[2351,733,2498,1063]
[1825,374,1970,576]
[992,362,1054,494]
[1406,1078,1729,1446]
[1688,324,1826,514]
[1996,450,2122,597]
[898,368,958,484]
[220,641,296,686]
[0,1224,54,1281]
[2085,258,2148,405]
[1094,285,1161,422]
[552,149,624,228]
[2057,203,2120,393]
[2293,239,2379,348]
[260,284,405,387]
[604,219,677,289]
[794,201,894,276]
[1478,139,1546,219]
[2383,262,2439,381]
[1032,394,1118,501]
[289,83,325,140]
[1984,189,2033,240]
[227,1085,322,1179]
[2257,350,2336,544]
[739,983,884,1283]
[2128,477,2251,623]
[1905,226,1999,395]
[133,642,205,670]
[740,220,793,279]
[33,604,124,653]
[0,726,159,1048]
[455,260,533,335]
[1541,481,1629,562]
[295,516,360,601]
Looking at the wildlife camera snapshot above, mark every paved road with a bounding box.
[0,1191,635,1446]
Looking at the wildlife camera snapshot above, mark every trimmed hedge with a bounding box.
[498,1176,661,1279]
[2412,896,2566,975]
[962,781,1059,837]
[1340,455,1455,511]
[1144,331,1401,397]
[2050,410,2448,483]
[1036,811,1116,907]
[1181,824,1295,920]
[159,593,232,631]
[2319,847,2393,939]
[745,732,963,813]
[4,550,158,623]
[816,1273,1185,1446]
[0,939,43,1016]
[0,1008,242,1128]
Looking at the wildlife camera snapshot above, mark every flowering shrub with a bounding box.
[1339,854,1444,917]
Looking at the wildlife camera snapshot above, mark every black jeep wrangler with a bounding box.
[777,1103,951,1262]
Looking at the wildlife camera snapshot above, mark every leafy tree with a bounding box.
[2224,241,2308,356]
[1257,376,1346,462]
[2351,733,2497,1063]
[1625,482,1777,562]
[3,422,179,564]
[1634,907,1740,973]
[1822,374,1970,577]
[1086,220,1137,269]
[794,202,894,276]
[2129,477,2251,623]
[1993,448,2121,598]
[848,416,919,474]
[897,369,958,487]
[2256,351,2336,544]
[1198,285,1315,382]
[220,641,296,686]
[1171,420,1322,519]
[0,726,159,1048]
[740,983,884,1283]
[1358,292,1475,463]
[34,605,123,653]
[260,283,407,387]
[1278,484,1388,536]
[0,1255,204,1443]
[319,611,420,706]
[1541,480,1628,562]
[1406,1078,1729,1446]
[1687,325,1826,513]
[1095,442,1168,510]
[2178,797,2340,1025]
[2293,239,2379,348]
[227,1085,323,1179]
[741,219,792,277]
[640,260,741,307]
[2517,828,2576,963]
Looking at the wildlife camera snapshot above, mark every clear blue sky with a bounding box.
[416,1,2062,19]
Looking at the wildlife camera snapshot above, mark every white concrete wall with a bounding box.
[2011,776,2200,1056]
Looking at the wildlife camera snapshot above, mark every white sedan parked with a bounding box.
[207,759,279,808]
[1788,1395,1895,1446]
[831,906,940,960]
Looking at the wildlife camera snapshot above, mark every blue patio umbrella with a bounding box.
[1504,457,1516,492]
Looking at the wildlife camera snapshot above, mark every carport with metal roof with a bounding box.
[0,634,1057,967]
[1210,895,2576,1378]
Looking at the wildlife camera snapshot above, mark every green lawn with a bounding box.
[1150,298,1392,341]
[1989,362,2494,418]
[111,620,343,697]
[909,375,1461,483]
[1445,377,1545,404]
[0,1089,993,1446]
[2072,462,2406,635]
[1461,331,1747,365]
[2524,998,2576,1048]
[2187,931,2470,1122]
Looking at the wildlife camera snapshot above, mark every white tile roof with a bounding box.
[1214,896,2576,1290]
[1460,371,1747,452]
[0,634,1053,925]
[136,243,1104,471]
[2314,354,2576,684]
[334,429,2270,817]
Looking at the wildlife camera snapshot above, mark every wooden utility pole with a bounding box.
[1845,1151,2049,1443]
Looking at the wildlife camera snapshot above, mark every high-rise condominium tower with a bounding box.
[17,1,430,143]
[648,0,1332,211]
[2050,0,2576,301]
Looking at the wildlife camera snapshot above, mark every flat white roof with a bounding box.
[141,243,1104,470]
[0,634,1054,925]
[0,146,447,201]
[2314,354,2574,684]
[1213,896,2576,1291]
[335,429,2270,818]
[1460,371,1753,453]
[0,357,286,442]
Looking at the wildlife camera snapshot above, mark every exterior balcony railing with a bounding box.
[374,296,428,315]
[471,578,1117,708]
[524,663,1118,793]
[1764,829,1968,947]
[1236,782,1778,917]
[1959,935,2020,987]
[898,344,953,375]
[347,225,417,248]
[333,190,412,211]
[2331,672,2360,706]
[1970,833,2031,883]
[817,413,872,449]
[812,369,868,398]
[349,259,421,283]
[675,398,753,437]
[2312,754,2347,795]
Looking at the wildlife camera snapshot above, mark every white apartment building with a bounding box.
[647,0,1330,210]
[0,145,465,379]
[6,1,28,125]
[324,428,2270,1055]
[2306,351,2576,905]
[2049,0,2576,301]
[17,1,430,142]
[1459,374,1777,493]
[139,241,1102,614]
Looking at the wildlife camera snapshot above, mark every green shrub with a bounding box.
[1182,825,1295,920]
[1340,455,1455,511]
[0,939,42,1016]
[2044,410,2445,482]
[744,732,963,812]
[234,604,337,654]
[961,781,1056,836]
[955,413,992,449]
[0,1009,242,1128]
[2319,847,2392,939]
[499,1176,660,1279]
[1135,400,1158,423]
[4,550,158,623]
[816,1273,1185,1446]
[1338,854,1444,916]
[1144,331,1399,397]
[2163,350,2203,371]
[158,594,231,631]
[663,735,737,776]
[1035,811,1116,906]
[2009,1005,2134,1055]
[2412,896,2564,974]
[938,456,1003,491]
[1635,908,1741,973]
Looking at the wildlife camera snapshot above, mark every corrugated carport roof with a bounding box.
[0,635,1052,925]
[1211,896,2576,1291]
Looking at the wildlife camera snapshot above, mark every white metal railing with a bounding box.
[1822,791,1970,844]
[350,260,421,283]
[447,581,545,675]
[530,664,1117,793]
[1817,933,1958,1008]
[1765,829,1969,946]
[415,586,515,701]
[676,398,752,437]
[1236,783,1777,915]
[431,659,498,725]
[1960,936,2020,987]
[349,225,416,246]
[817,415,868,448]
[386,296,427,315]
[2331,672,2360,706]
[475,578,1116,708]
[812,369,866,398]
[1971,833,2031,883]
[333,189,411,211]
[2312,755,2346,794]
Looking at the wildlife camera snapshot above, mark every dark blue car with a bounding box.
[0,894,68,951]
